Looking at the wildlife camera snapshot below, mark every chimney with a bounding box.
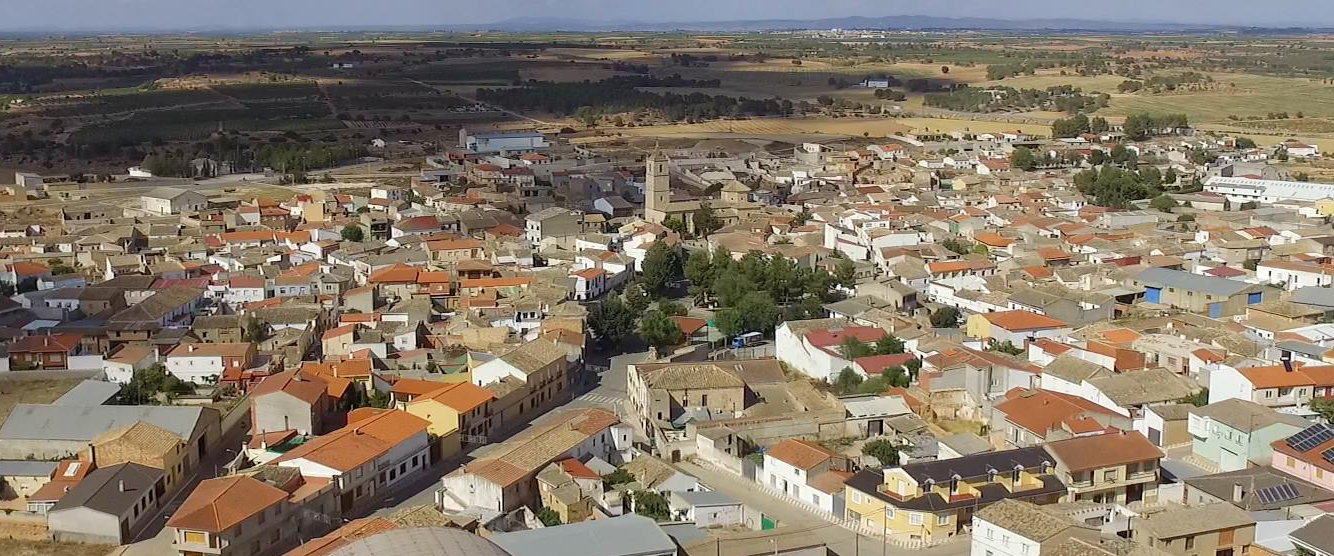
[118,480,126,493]
[1232,482,1245,503]
[188,344,196,353]
[87,443,96,464]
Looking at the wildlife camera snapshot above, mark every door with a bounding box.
[1221,448,1245,471]
[1145,287,1162,304]
[1209,303,1223,318]
[869,420,883,437]
[1148,427,1162,446]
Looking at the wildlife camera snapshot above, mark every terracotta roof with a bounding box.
[251,370,330,405]
[413,382,495,413]
[167,475,289,533]
[672,316,708,336]
[391,378,446,398]
[368,264,420,284]
[322,323,358,341]
[994,389,1121,438]
[1044,430,1163,472]
[93,420,181,456]
[1238,364,1315,388]
[464,408,618,487]
[284,517,398,556]
[765,439,835,470]
[982,310,1067,332]
[9,333,82,353]
[272,410,429,472]
[809,470,854,494]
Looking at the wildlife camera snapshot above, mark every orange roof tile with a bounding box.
[167,475,288,533]
[982,310,1067,332]
[413,382,496,413]
[765,439,835,470]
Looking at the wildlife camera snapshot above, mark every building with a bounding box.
[273,409,431,514]
[642,148,703,231]
[1188,398,1309,472]
[1290,515,1334,556]
[404,381,497,459]
[7,333,85,370]
[970,499,1100,556]
[965,311,1071,346]
[47,462,165,544]
[843,446,1066,544]
[250,369,345,437]
[437,407,629,513]
[1270,423,1334,491]
[0,404,220,462]
[491,514,677,556]
[1131,267,1266,317]
[90,420,191,494]
[141,187,208,216]
[525,207,583,245]
[165,342,258,384]
[168,471,337,556]
[627,359,781,434]
[759,439,849,516]
[461,129,548,154]
[1132,503,1255,556]
[990,388,1130,448]
[1182,466,1334,512]
[1044,431,1163,504]
[470,338,572,430]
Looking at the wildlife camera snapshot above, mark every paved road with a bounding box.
[676,461,970,556]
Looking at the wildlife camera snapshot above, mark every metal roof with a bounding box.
[51,380,122,406]
[0,404,203,442]
[491,515,676,556]
[1134,267,1254,297]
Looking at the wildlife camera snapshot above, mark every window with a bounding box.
[909,512,924,526]
[183,531,208,545]
[937,514,950,526]
[1184,536,1194,550]
[1288,456,1297,467]
[1103,470,1117,482]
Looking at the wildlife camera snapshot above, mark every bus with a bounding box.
[730,332,763,349]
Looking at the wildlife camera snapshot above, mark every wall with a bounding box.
[48,506,125,544]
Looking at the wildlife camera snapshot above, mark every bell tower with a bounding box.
[645,146,671,220]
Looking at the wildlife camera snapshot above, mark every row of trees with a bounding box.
[923,85,1106,115]
[685,248,855,340]
[476,79,793,122]
[1051,113,1111,138]
[1074,165,1164,208]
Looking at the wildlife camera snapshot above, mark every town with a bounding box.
[1,20,1334,556]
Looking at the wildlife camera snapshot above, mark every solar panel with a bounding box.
[1287,424,1334,452]
[1255,483,1301,505]
[1323,447,1334,464]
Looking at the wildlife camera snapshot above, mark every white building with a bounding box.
[1204,176,1334,205]
[460,129,548,154]
[1256,260,1334,291]
[140,187,208,216]
[970,499,1099,556]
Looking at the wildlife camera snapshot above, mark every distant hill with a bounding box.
[462,15,1277,33]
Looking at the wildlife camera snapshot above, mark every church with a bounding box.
[643,147,764,234]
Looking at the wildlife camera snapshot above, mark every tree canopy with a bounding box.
[588,297,636,348]
[641,241,683,299]
[639,310,685,351]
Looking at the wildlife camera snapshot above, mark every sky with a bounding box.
[1,0,1332,31]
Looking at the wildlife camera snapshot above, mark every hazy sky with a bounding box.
[2,0,1331,31]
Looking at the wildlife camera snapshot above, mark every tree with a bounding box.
[833,367,865,395]
[874,335,905,355]
[1235,137,1257,149]
[662,216,687,236]
[340,225,365,242]
[1311,397,1334,423]
[244,318,267,343]
[986,339,1025,356]
[633,490,672,521]
[1150,194,1178,213]
[834,258,857,289]
[603,468,636,486]
[588,297,636,348]
[1183,388,1210,407]
[535,507,562,526]
[715,308,746,340]
[842,337,875,359]
[736,291,780,334]
[641,241,682,298]
[624,282,651,314]
[639,310,685,350]
[931,307,962,328]
[862,439,902,467]
[658,300,688,317]
[1011,146,1038,171]
[692,204,723,238]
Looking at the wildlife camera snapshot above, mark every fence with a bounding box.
[691,458,951,549]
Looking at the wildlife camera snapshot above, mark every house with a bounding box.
[1206,362,1325,410]
[250,369,344,437]
[192,315,246,344]
[760,439,849,516]
[535,458,603,523]
[525,207,584,245]
[89,420,191,494]
[843,446,1066,544]
[168,470,337,556]
[1044,431,1163,504]
[776,319,889,381]
[1290,515,1334,556]
[669,490,745,527]
[1132,503,1255,556]
[460,129,547,154]
[971,499,1100,556]
[470,338,572,430]
[1188,398,1309,472]
[165,343,258,384]
[47,462,166,544]
[7,333,84,369]
[141,187,208,216]
[404,381,497,459]
[490,514,677,556]
[990,388,1130,449]
[1256,260,1334,291]
[437,407,629,513]
[627,359,781,435]
[1182,466,1334,512]
[1130,267,1266,318]
[965,311,1070,346]
[571,267,609,301]
[273,409,431,514]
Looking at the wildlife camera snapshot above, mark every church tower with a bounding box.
[645,146,671,222]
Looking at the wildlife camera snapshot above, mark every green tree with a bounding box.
[588,297,636,348]
[736,291,780,334]
[658,300,688,317]
[715,308,746,340]
[931,306,962,328]
[863,439,902,467]
[692,204,723,238]
[634,490,672,521]
[603,468,635,486]
[535,507,562,526]
[641,241,682,298]
[662,216,688,237]
[1183,388,1210,407]
[624,282,651,315]
[1011,146,1038,171]
[842,337,875,359]
[244,318,267,343]
[874,335,905,355]
[340,225,365,242]
[986,340,1025,355]
[1150,194,1178,213]
[833,367,865,395]
[639,310,685,350]
[1235,137,1257,149]
[834,258,857,289]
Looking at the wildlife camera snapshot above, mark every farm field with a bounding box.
[1097,73,1334,124]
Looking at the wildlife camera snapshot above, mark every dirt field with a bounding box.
[0,539,110,556]
[1099,73,1334,124]
[0,378,84,427]
[610,117,912,139]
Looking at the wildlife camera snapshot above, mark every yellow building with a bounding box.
[90,421,190,494]
[843,446,1065,544]
[1315,197,1334,218]
[404,381,496,459]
